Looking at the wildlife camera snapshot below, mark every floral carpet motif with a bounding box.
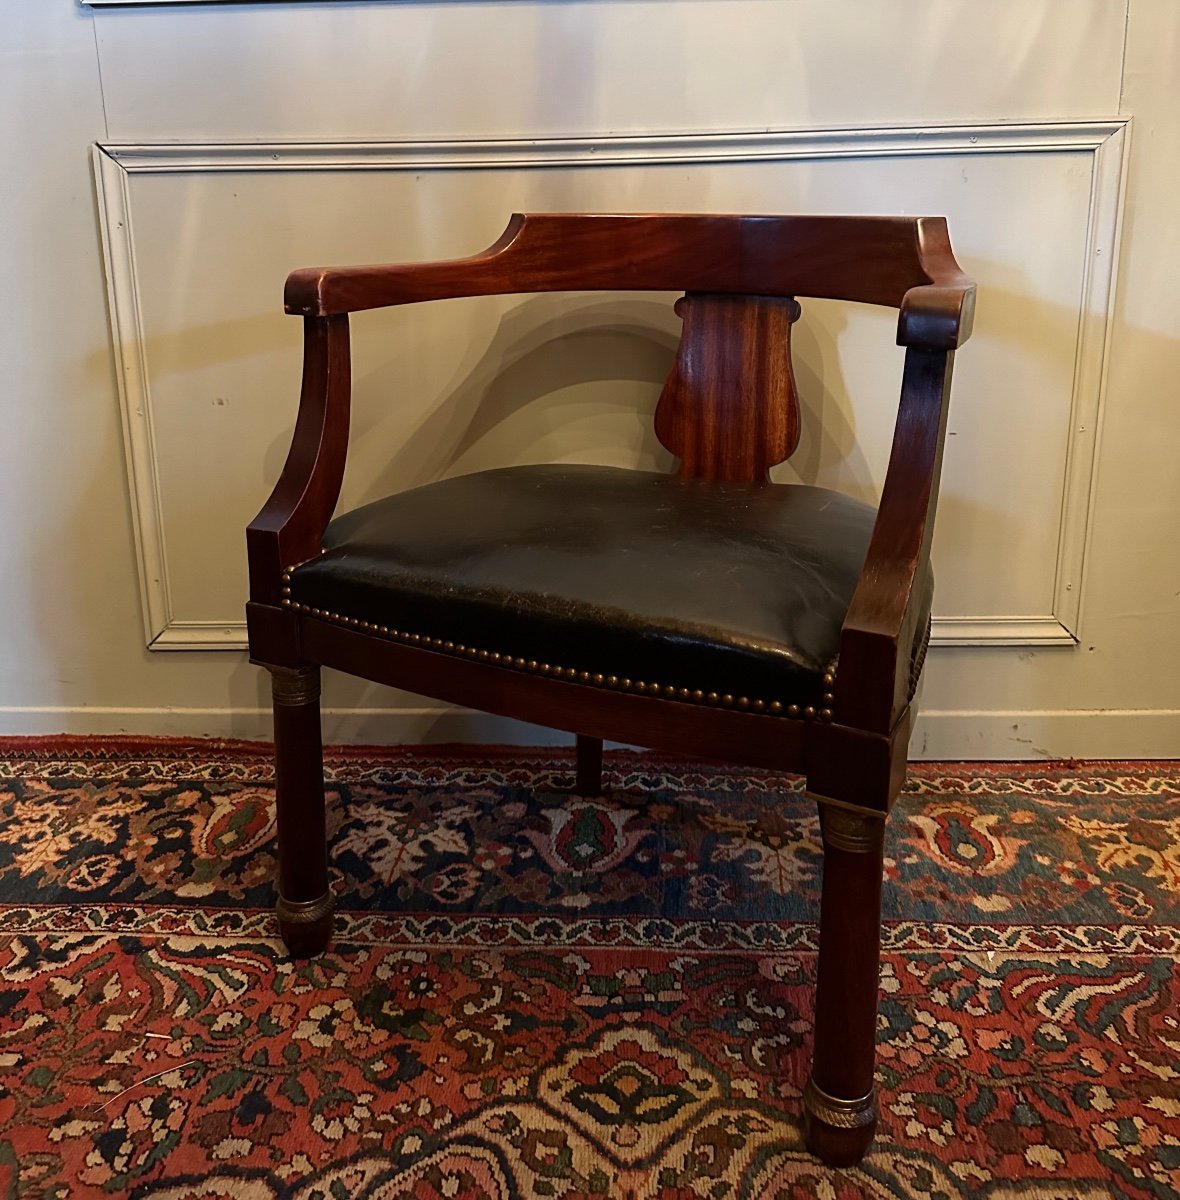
[0,739,1176,1199]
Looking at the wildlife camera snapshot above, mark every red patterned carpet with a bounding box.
[0,739,1177,1199]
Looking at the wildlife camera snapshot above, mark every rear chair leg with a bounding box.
[804,802,887,1166]
[269,665,334,958]
[574,734,604,797]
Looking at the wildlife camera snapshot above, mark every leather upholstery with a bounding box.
[289,465,904,710]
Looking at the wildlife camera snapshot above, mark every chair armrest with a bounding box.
[246,315,351,604]
[835,346,957,732]
[284,217,528,317]
[898,282,975,350]
[897,219,976,349]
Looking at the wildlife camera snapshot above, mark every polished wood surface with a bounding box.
[247,315,351,607]
[655,293,802,482]
[837,346,956,732]
[284,212,974,350]
[268,666,333,957]
[805,807,887,1165]
[248,211,975,1166]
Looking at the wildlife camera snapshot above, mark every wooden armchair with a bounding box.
[245,212,975,1166]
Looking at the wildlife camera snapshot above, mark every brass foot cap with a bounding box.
[276,890,334,959]
[802,1077,877,1167]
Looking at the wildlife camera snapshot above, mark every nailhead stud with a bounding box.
[277,601,834,725]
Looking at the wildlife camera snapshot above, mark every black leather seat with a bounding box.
[285,464,899,717]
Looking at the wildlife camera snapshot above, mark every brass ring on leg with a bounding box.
[803,1077,878,1166]
[803,1078,877,1129]
[276,890,335,958]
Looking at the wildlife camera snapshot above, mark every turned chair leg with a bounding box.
[804,802,887,1167]
[269,665,334,958]
[574,734,604,797]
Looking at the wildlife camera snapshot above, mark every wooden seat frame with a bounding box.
[246,212,975,1166]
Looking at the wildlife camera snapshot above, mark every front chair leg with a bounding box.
[268,665,334,958]
[804,802,887,1167]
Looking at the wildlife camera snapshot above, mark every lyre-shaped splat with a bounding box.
[654,293,803,482]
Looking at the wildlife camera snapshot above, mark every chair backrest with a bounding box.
[286,212,965,315]
[282,213,974,484]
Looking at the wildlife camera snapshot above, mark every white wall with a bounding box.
[1,0,1177,758]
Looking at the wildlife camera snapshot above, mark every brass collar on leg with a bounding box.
[276,891,335,926]
[269,666,321,706]
[803,1078,878,1130]
[807,793,887,854]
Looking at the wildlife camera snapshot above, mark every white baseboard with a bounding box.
[0,706,570,747]
[911,708,1180,760]
[1,705,1177,760]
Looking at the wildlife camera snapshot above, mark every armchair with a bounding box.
[245,212,975,1165]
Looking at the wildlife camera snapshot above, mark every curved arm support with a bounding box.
[898,283,975,350]
[835,347,955,732]
[285,212,977,325]
[897,217,976,349]
[246,315,352,604]
[285,217,527,317]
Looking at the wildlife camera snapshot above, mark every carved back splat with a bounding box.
[655,293,803,482]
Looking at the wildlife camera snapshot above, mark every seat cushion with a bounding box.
[287,465,881,713]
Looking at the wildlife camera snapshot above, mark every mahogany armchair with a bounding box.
[245,213,974,1166]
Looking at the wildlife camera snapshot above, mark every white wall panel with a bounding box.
[93,1,1126,142]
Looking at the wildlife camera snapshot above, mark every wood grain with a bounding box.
[284,212,974,350]
[655,293,802,481]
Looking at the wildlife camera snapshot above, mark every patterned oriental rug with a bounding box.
[0,741,1177,1200]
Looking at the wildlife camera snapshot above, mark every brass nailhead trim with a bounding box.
[279,574,835,722]
[909,613,932,702]
[803,1078,877,1130]
[821,656,838,721]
